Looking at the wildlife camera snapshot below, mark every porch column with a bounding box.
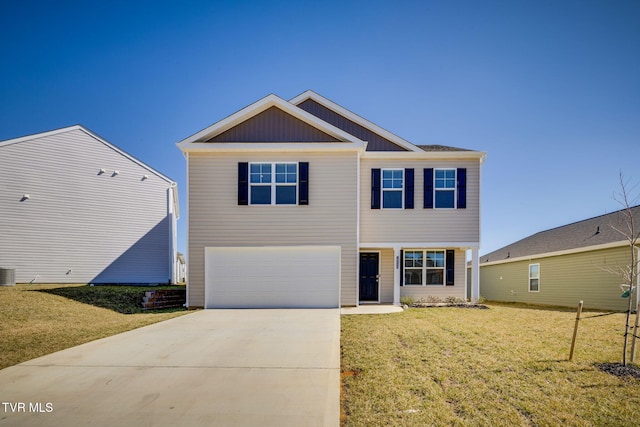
[393,246,401,305]
[471,246,480,302]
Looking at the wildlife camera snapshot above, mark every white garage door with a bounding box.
[205,246,341,308]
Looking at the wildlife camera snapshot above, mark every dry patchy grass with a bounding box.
[341,303,640,426]
[0,284,189,370]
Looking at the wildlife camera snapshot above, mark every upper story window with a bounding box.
[424,168,466,209]
[371,168,414,210]
[246,162,298,205]
[382,169,404,209]
[529,264,540,292]
[435,169,456,208]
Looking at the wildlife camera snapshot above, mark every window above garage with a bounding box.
[250,162,297,205]
[238,162,309,206]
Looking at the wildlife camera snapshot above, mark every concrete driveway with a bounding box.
[0,309,340,427]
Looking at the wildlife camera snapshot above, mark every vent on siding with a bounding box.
[0,268,16,286]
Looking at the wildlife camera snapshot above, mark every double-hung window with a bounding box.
[249,162,297,205]
[382,169,403,209]
[435,169,456,208]
[424,168,466,209]
[371,168,414,209]
[404,251,423,285]
[426,251,445,285]
[529,264,540,292]
[404,250,448,286]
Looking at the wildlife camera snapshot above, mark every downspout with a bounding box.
[183,151,190,308]
[167,184,178,285]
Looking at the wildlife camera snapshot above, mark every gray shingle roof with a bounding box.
[417,144,472,152]
[481,205,640,263]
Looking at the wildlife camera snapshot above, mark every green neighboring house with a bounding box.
[480,206,640,311]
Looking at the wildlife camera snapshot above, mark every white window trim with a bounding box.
[249,162,298,206]
[404,249,446,286]
[434,168,457,209]
[528,263,540,292]
[381,168,404,210]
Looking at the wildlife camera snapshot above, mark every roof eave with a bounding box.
[177,141,368,153]
[480,240,632,266]
[362,150,487,160]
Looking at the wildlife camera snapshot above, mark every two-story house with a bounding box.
[177,91,485,308]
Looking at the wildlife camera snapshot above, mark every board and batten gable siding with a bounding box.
[207,106,342,143]
[480,246,631,311]
[187,151,359,307]
[360,158,481,243]
[0,128,174,284]
[296,99,408,151]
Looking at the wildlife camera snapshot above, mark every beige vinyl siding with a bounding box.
[378,249,394,303]
[187,151,358,307]
[480,246,632,311]
[360,159,480,243]
[400,248,467,300]
[0,128,174,284]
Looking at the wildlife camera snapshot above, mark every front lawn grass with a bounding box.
[341,303,640,426]
[0,284,189,370]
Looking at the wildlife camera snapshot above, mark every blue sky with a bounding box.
[2,0,639,256]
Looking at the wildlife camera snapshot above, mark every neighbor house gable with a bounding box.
[1,125,179,217]
[1,125,176,184]
[290,90,423,152]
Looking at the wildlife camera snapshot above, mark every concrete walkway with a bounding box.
[0,309,340,427]
[341,305,404,315]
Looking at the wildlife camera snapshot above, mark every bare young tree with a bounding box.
[609,172,640,366]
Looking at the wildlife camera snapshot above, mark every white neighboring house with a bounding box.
[0,125,179,285]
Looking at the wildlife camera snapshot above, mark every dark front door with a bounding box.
[359,253,379,302]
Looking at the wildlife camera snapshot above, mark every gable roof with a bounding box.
[290,90,423,152]
[1,125,179,218]
[177,90,485,160]
[481,205,640,265]
[177,93,366,149]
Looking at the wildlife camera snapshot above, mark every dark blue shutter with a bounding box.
[457,168,466,209]
[404,169,414,209]
[238,162,248,205]
[446,250,455,286]
[371,168,381,209]
[424,168,434,209]
[400,250,404,286]
[298,162,309,205]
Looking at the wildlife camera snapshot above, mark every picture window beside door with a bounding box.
[403,249,454,286]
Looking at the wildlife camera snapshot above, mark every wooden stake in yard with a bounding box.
[569,301,583,362]
[631,300,640,363]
